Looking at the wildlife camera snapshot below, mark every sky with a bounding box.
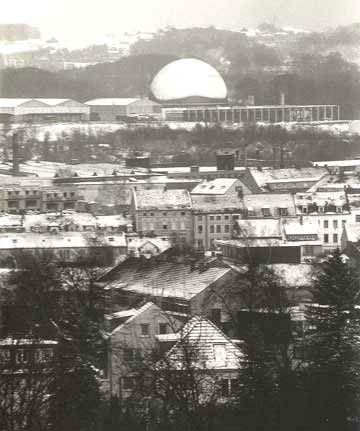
[1,0,360,42]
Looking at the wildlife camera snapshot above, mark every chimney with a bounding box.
[12,132,20,176]
[280,92,286,106]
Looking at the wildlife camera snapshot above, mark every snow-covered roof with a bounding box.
[191,178,240,195]
[86,98,146,106]
[191,194,244,212]
[134,189,192,210]
[111,302,157,334]
[250,167,326,189]
[164,315,242,370]
[243,193,296,215]
[283,222,319,236]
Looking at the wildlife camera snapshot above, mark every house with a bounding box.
[295,192,351,250]
[131,189,193,244]
[242,193,297,219]
[246,167,327,192]
[191,178,252,196]
[98,255,237,315]
[106,302,185,399]
[155,315,243,401]
[217,219,323,264]
[191,194,244,250]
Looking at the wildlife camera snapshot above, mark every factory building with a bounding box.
[85,98,161,121]
[0,98,90,123]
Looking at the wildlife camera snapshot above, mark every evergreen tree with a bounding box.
[304,249,360,431]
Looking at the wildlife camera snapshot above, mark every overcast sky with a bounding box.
[1,0,360,41]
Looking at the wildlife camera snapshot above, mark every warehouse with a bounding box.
[85,98,162,121]
[0,98,90,123]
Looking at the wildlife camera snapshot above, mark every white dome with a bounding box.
[151,58,227,101]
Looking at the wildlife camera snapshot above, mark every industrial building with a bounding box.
[0,98,90,123]
[85,98,161,121]
[162,104,341,123]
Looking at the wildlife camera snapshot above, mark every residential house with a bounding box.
[106,302,184,399]
[131,189,193,244]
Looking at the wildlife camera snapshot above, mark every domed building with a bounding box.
[150,58,227,107]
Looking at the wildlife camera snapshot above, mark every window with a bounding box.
[279,207,288,216]
[224,225,230,233]
[224,215,230,220]
[163,212,167,216]
[0,349,10,364]
[143,213,147,216]
[342,220,347,226]
[210,225,215,233]
[70,192,75,197]
[210,216,215,221]
[15,349,30,364]
[163,224,168,230]
[333,233,338,243]
[324,234,329,243]
[123,348,135,361]
[197,215,203,221]
[213,344,227,366]
[122,377,136,390]
[197,239,203,248]
[336,207,343,213]
[198,225,203,234]
[216,215,221,220]
[302,207,307,214]
[150,212,154,216]
[221,379,238,397]
[216,225,221,233]
[303,245,314,256]
[159,323,168,334]
[261,207,271,217]
[63,192,67,197]
[333,220,338,229]
[35,348,53,363]
[140,324,149,336]
[356,215,360,223]
[232,215,239,220]
[323,220,328,228]
[181,212,186,216]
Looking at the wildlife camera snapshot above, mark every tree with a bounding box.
[303,249,360,431]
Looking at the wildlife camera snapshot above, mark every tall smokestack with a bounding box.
[12,132,19,176]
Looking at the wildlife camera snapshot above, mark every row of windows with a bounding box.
[0,347,54,365]
[301,205,345,214]
[324,233,338,243]
[7,191,76,198]
[323,219,346,229]
[142,211,187,217]
[198,225,230,234]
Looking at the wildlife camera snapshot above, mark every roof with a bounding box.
[249,167,326,189]
[111,302,157,334]
[134,189,192,210]
[101,259,233,301]
[235,219,282,238]
[164,315,242,370]
[0,233,126,250]
[313,160,360,168]
[294,191,347,208]
[283,222,319,236]
[191,178,240,195]
[85,98,142,106]
[269,264,314,288]
[243,193,296,215]
[191,194,244,212]
[0,98,83,108]
[151,58,227,101]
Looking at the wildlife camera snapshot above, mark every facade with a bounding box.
[0,99,90,123]
[191,194,244,250]
[85,98,161,121]
[242,193,297,219]
[131,189,193,244]
[295,192,351,250]
[106,302,184,399]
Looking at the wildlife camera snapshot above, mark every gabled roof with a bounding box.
[0,98,84,108]
[249,167,326,189]
[85,98,156,106]
[164,315,242,370]
[133,189,192,211]
[191,178,240,195]
[111,302,157,334]
[101,259,233,300]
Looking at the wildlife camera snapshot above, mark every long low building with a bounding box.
[0,98,90,123]
[162,104,340,123]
